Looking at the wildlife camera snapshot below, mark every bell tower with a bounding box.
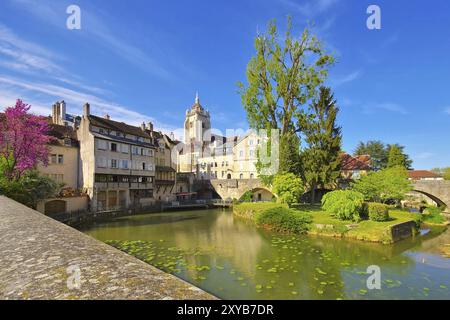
[182,92,211,172]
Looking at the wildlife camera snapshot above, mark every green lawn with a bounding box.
[234,202,424,244]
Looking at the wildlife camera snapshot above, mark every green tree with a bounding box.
[351,167,412,203]
[387,144,413,169]
[238,17,334,176]
[0,170,59,209]
[272,172,305,206]
[354,140,388,171]
[444,168,450,180]
[300,87,342,204]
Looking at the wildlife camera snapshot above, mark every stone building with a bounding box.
[151,130,178,202]
[179,94,260,181]
[77,103,156,211]
[38,123,80,189]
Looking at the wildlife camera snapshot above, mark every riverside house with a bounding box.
[77,103,156,211]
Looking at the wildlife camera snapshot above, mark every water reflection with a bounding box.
[82,209,450,299]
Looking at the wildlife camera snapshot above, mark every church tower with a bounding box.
[182,93,211,172]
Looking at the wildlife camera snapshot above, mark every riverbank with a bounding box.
[0,196,214,300]
[82,208,450,299]
[233,202,440,244]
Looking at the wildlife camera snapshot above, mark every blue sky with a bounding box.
[0,0,449,169]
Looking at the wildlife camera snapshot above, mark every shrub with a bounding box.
[256,207,312,234]
[321,190,365,221]
[422,206,446,224]
[233,202,287,221]
[239,191,253,202]
[272,173,304,206]
[368,202,390,222]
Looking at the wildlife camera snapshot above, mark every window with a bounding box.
[249,139,253,146]
[142,162,146,171]
[98,140,107,150]
[121,160,129,169]
[116,131,122,137]
[57,154,64,164]
[132,146,139,155]
[121,144,128,153]
[239,150,244,157]
[64,138,71,146]
[111,159,118,168]
[97,157,107,168]
[99,128,105,134]
[111,143,117,152]
[240,174,244,179]
[50,154,57,164]
[249,150,254,157]
[149,149,154,157]
[250,173,254,179]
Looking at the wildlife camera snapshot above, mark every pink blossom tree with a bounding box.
[0,99,53,180]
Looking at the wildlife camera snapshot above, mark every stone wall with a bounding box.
[210,178,274,200]
[0,196,214,300]
[413,180,450,212]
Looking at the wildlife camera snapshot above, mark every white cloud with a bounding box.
[7,0,175,81]
[363,102,408,115]
[415,152,435,160]
[0,76,177,133]
[279,0,339,16]
[330,70,362,86]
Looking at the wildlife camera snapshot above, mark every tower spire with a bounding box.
[195,91,199,104]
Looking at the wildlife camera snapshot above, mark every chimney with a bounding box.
[52,103,57,124]
[170,132,175,140]
[141,122,146,131]
[147,121,154,131]
[104,114,110,120]
[83,103,90,117]
[60,100,66,122]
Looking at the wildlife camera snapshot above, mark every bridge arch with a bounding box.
[411,189,447,208]
[210,178,276,201]
[412,181,450,212]
[237,187,276,202]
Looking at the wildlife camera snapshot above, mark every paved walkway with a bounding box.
[0,196,214,300]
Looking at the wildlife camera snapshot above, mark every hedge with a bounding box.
[368,202,390,222]
[255,207,312,234]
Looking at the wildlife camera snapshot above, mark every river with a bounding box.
[81,209,450,299]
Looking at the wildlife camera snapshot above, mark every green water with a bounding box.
[82,209,450,299]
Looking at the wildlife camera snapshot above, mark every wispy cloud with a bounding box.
[0,75,176,132]
[0,23,109,96]
[8,0,176,81]
[330,70,362,86]
[445,107,450,114]
[415,152,435,160]
[0,24,64,74]
[279,0,339,17]
[363,102,408,115]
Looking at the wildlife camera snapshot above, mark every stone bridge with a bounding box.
[412,180,450,212]
[210,179,275,201]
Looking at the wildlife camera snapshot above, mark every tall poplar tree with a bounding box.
[238,17,335,176]
[300,87,342,204]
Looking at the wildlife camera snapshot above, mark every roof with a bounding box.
[340,153,372,171]
[92,132,155,148]
[88,115,150,138]
[407,170,441,179]
[48,124,77,140]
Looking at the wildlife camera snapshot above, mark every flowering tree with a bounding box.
[0,99,52,180]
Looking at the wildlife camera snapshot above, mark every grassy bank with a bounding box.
[234,202,426,244]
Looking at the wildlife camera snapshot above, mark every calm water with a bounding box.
[82,209,450,299]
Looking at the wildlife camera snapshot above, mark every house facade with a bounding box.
[78,103,156,211]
